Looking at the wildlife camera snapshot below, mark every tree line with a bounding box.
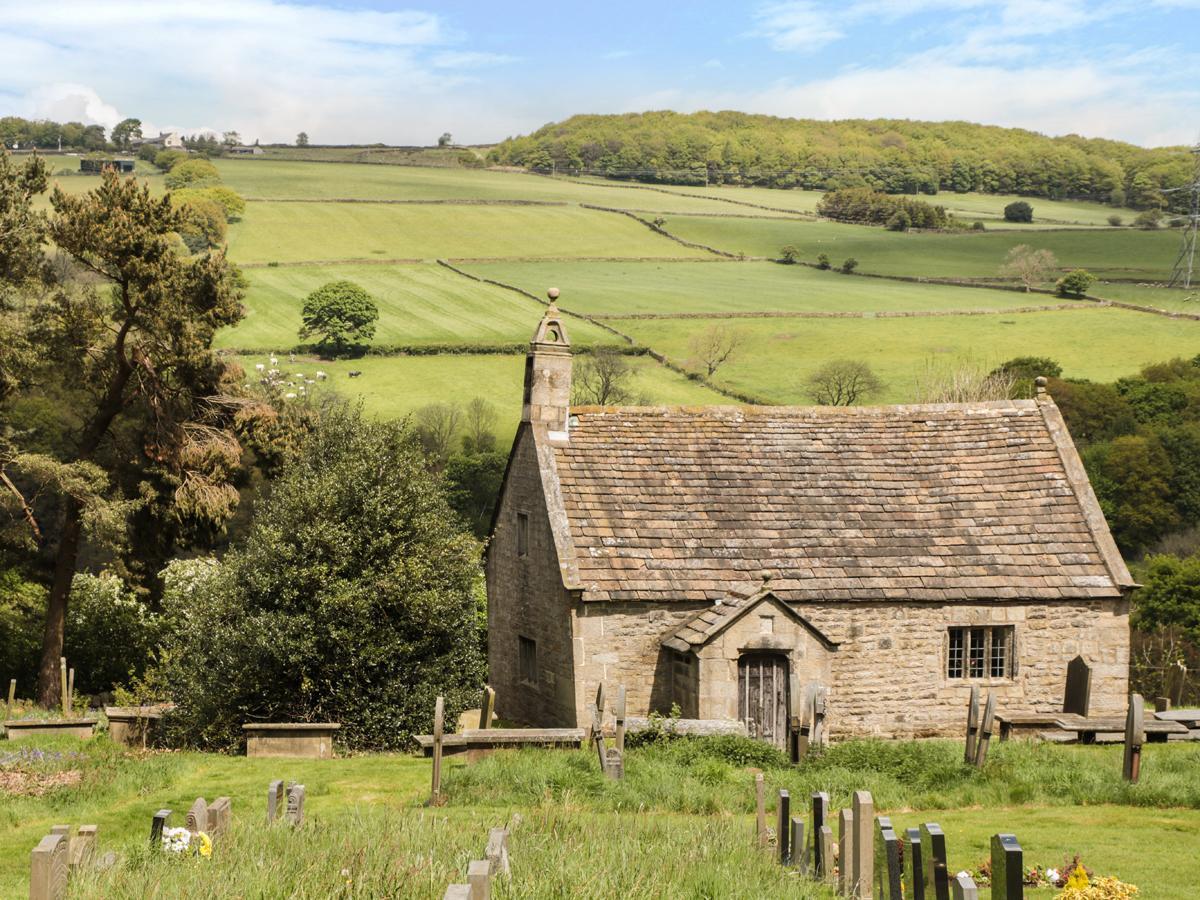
[489,111,1195,209]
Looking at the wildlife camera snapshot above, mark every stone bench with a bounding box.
[243,723,340,758]
[4,717,98,740]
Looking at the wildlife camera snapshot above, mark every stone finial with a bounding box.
[1035,375,1047,397]
[547,287,560,302]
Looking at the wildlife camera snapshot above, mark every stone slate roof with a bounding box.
[540,399,1133,604]
[662,586,837,653]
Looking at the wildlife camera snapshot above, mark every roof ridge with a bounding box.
[570,400,1039,416]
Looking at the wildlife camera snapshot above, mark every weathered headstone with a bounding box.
[207,797,232,838]
[485,827,511,876]
[874,816,902,900]
[185,797,208,834]
[990,834,1022,900]
[30,833,68,900]
[964,686,980,764]
[70,825,97,870]
[1123,693,1145,783]
[467,859,491,900]
[286,783,305,826]
[920,823,950,900]
[49,825,70,837]
[797,682,816,761]
[811,791,830,877]
[430,696,445,806]
[614,685,627,754]
[952,873,979,900]
[811,687,828,748]
[788,674,803,763]
[589,702,606,772]
[852,791,874,899]
[905,827,925,900]
[777,789,791,865]
[595,682,607,722]
[838,808,855,897]
[604,746,624,780]
[443,885,471,900]
[1063,655,1092,716]
[149,809,171,848]
[819,825,835,885]
[1154,696,1171,713]
[755,773,767,847]
[267,779,285,823]
[478,685,496,730]
[790,817,806,872]
[5,677,14,723]
[1165,661,1187,707]
[974,693,996,768]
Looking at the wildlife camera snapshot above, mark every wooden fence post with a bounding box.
[1123,693,1145,783]
[430,696,445,806]
[973,693,996,768]
[754,773,767,848]
[964,686,980,764]
[478,686,495,730]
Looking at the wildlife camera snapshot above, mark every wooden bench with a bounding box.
[997,712,1188,744]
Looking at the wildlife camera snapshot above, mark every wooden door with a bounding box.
[738,653,789,748]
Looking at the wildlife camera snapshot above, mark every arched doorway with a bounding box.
[738,652,790,747]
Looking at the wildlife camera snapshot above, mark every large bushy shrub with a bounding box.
[64,573,163,694]
[0,569,45,692]
[164,159,220,190]
[1003,200,1034,222]
[157,407,485,751]
[817,187,949,229]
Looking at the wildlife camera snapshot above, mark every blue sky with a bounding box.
[1,0,1198,147]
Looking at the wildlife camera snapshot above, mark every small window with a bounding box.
[947,626,1013,679]
[518,635,537,685]
[516,512,529,557]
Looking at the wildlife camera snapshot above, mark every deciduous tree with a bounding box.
[998,244,1058,292]
[804,359,884,406]
[298,280,379,356]
[573,348,635,406]
[689,325,745,377]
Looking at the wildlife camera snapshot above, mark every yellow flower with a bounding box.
[196,832,213,858]
[1066,865,1090,889]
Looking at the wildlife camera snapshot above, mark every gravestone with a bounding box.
[443,886,471,900]
[754,773,767,847]
[207,797,232,838]
[819,826,835,885]
[974,693,996,768]
[964,686,980,764]
[811,687,828,748]
[70,825,98,870]
[286,783,306,826]
[478,685,496,730]
[778,789,791,865]
[790,817,805,871]
[952,873,979,900]
[604,746,624,780]
[811,791,830,877]
[1165,660,1186,707]
[267,779,285,823]
[838,808,855,897]
[796,682,815,761]
[30,833,68,900]
[905,827,925,900]
[149,809,172,847]
[50,825,70,837]
[430,696,445,806]
[614,685,627,754]
[788,674,803,762]
[467,859,491,900]
[851,791,874,899]
[1123,693,1145,783]
[873,816,902,900]
[990,834,1022,900]
[919,823,950,900]
[185,798,208,834]
[485,827,511,876]
[1063,656,1092,716]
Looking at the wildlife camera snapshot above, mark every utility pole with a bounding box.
[1167,138,1200,290]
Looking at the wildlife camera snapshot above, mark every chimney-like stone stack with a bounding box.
[522,289,572,436]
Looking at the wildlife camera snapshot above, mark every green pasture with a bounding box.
[219,263,617,351]
[462,259,1068,317]
[1088,281,1200,312]
[225,352,729,440]
[224,203,709,264]
[613,306,1200,403]
[662,214,1180,280]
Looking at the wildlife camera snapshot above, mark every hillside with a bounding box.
[489,111,1194,207]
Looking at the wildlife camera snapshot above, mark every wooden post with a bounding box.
[7,677,16,722]
[973,693,996,768]
[614,685,627,755]
[430,696,445,806]
[30,833,68,900]
[964,685,980,764]
[478,686,495,730]
[951,873,979,900]
[589,702,607,773]
[485,827,511,876]
[777,789,791,865]
[754,773,767,847]
[790,817,806,872]
[819,826,835,885]
[920,823,950,900]
[905,827,925,900]
[838,808,855,897]
[990,834,1022,900]
[851,791,873,899]
[811,791,830,877]
[150,809,171,848]
[1123,693,1145,783]
[467,859,491,900]
[59,658,68,716]
[66,668,75,716]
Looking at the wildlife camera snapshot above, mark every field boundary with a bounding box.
[580,204,740,258]
[598,302,1099,321]
[242,197,570,207]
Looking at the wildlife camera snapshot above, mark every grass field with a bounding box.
[220,263,619,351]
[462,259,1073,317]
[225,203,710,264]
[662,214,1180,280]
[614,306,1200,403]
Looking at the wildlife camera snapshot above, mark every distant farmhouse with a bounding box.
[227,145,263,156]
[486,306,1134,743]
[133,131,184,151]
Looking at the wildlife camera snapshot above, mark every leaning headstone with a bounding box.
[150,809,172,848]
[778,789,791,865]
[964,686,980,764]
[874,816,902,900]
[70,825,98,870]
[485,827,511,876]
[852,791,874,899]
[467,859,491,900]
[974,693,996,768]
[920,823,950,900]
[990,834,1022,900]
[952,873,979,900]
[754,773,767,847]
[185,797,208,834]
[1063,655,1092,716]
[819,826,835,885]
[267,779,285,823]
[811,791,830,877]
[286,783,305,826]
[478,685,496,730]
[1123,693,1145,783]
[838,808,855,897]
[207,797,232,838]
[30,833,68,900]
[905,827,925,900]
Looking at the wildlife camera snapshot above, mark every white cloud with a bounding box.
[28,84,123,130]
[750,2,844,52]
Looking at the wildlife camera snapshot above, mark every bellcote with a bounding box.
[522,289,573,434]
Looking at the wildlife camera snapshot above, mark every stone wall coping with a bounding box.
[4,717,99,727]
[242,722,342,731]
